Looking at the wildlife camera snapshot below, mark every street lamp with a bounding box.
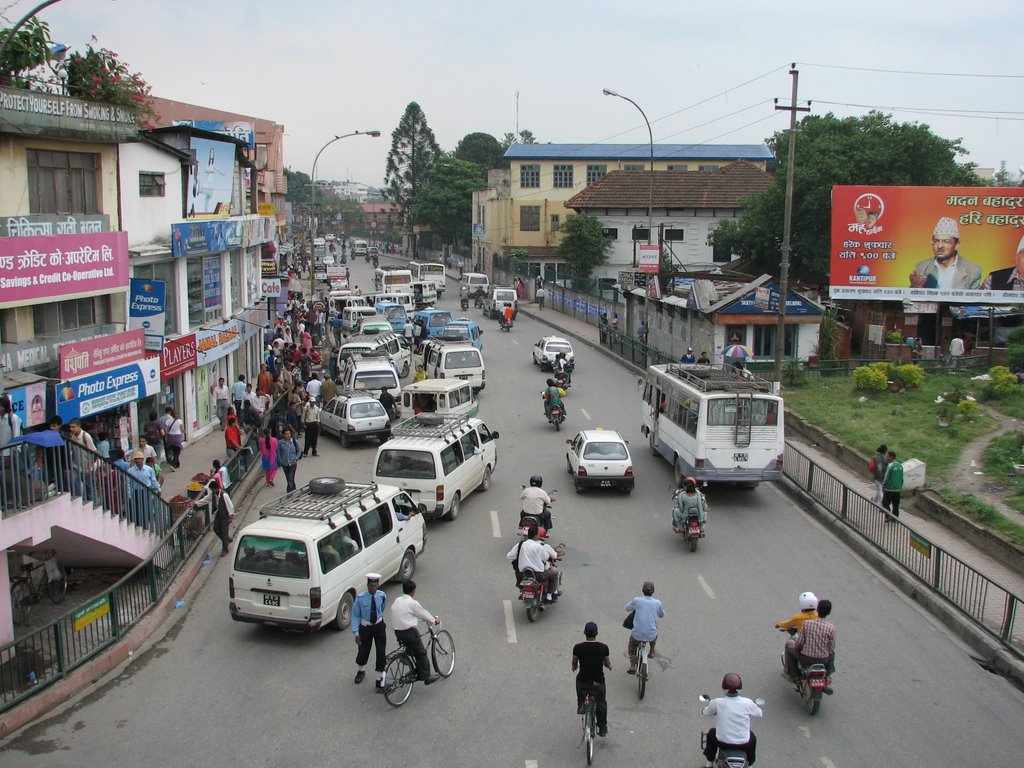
[309,130,381,297]
[603,88,653,244]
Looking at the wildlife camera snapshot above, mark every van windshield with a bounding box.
[235,536,310,579]
[376,449,436,479]
[444,350,482,369]
[354,372,398,390]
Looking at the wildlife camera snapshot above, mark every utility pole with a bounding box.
[773,65,810,383]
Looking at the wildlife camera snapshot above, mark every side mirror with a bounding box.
[416,503,428,514]
[754,697,766,706]
[491,431,500,439]
[698,694,710,703]
[565,439,572,445]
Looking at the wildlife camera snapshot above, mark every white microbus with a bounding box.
[409,261,447,294]
[639,364,784,486]
[374,268,413,293]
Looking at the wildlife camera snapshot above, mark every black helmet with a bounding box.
[546,378,556,386]
[722,672,743,694]
[530,475,543,488]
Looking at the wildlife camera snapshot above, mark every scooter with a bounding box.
[698,694,765,768]
[778,628,833,715]
[547,404,565,431]
[499,317,513,332]
[676,509,705,552]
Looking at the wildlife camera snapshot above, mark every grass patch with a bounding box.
[980,385,1024,420]
[982,433,1024,517]
[784,374,996,477]
[937,491,1024,547]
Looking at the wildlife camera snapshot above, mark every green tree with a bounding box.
[708,111,982,278]
[500,129,537,151]
[284,168,312,204]
[384,102,441,225]
[454,132,504,173]
[410,157,484,245]
[555,213,611,277]
[0,16,52,88]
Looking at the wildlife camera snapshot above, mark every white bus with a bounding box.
[374,268,413,293]
[409,261,447,294]
[639,364,783,486]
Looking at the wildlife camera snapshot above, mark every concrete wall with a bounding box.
[118,142,186,246]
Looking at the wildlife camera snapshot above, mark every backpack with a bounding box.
[868,457,877,474]
[145,422,162,445]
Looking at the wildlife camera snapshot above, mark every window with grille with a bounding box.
[553,164,574,188]
[603,228,618,240]
[520,164,540,188]
[550,214,560,232]
[623,163,645,171]
[664,229,685,242]
[139,171,166,197]
[586,164,607,185]
[520,205,540,231]
[27,149,101,213]
[33,297,109,336]
[632,227,650,242]
[699,164,718,171]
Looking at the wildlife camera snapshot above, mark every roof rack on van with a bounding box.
[391,412,474,443]
[258,479,383,527]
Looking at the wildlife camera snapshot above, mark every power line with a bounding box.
[810,99,1024,123]
[800,62,1024,79]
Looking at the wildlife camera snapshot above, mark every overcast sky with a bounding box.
[23,0,1024,187]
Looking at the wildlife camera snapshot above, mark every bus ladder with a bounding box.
[734,393,752,448]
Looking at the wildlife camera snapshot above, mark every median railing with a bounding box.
[783,442,1023,660]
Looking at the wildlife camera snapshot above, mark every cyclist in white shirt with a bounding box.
[390,580,440,684]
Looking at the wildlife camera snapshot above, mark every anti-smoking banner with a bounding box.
[830,185,1024,303]
[128,278,166,352]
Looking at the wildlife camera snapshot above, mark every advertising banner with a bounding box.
[830,185,1024,303]
[6,380,48,428]
[59,330,146,380]
[186,136,236,218]
[127,278,166,352]
[0,231,129,308]
[171,219,243,257]
[172,119,254,147]
[639,244,660,273]
[57,357,161,422]
[196,322,241,366]
[155,333,197,381]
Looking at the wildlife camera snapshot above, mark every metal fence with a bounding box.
[783,443,1022,659]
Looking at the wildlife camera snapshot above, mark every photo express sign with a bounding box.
[128,278,166,352]
[830,185,1024,303]
[57,357,160,422]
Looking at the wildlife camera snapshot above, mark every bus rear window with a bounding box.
[377,449,436,479]
[235,536,310,578]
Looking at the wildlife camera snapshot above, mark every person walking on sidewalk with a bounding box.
[164,408,186,469]
[259,428,279,487]
[143,411,166,464]
[212,377,231,430]
[869,444,888,506]
[302,399,322,457]
[535,284,546,310]
[231,375,247,419]
[278,427,302,492]
[881,450,904,521]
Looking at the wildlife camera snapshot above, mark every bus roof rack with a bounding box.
[391,412,474,442]
[258,479,383,528]
[665,364,773,393]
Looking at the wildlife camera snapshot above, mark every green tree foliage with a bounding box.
[0,17,52,88]
[555,213,611,278]
[708,111,981,278]
[384,102,441,225]
[284,168,312,204]
[454,132,505,173]
[500,129,537,150]
[409,157,484,245]
[65,45,156,127]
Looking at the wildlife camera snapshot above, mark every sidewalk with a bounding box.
[514,298,1024,598]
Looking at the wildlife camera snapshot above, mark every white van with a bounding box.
[329,291,367,316]
[342,305,380,335]
[228,478,426,631]
[339,332,411,378]
[352,239,369,258]
[341,354,402,397]
[421,339,486,391]
[410,280,438,309]
[461,272,489,297]
[400,379,478,419]
[373,414,500,521]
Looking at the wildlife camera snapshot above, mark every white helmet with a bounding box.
[799,592,818,611]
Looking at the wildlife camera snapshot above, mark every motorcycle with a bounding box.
[698,694,765,768]
[517,490,557,535]
[499,317,513,332]
[473,292,485,309]
[460,295,470,311]
[554,370,571,390]
[676,509,705,552]
[778,628,833,715]
[547,403,565,431]
[516,542,566,623]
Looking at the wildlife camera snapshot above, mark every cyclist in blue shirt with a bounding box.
[625,581,665,675]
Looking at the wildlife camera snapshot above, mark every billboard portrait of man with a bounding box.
[982,233,1024,291]
[908,216,982,290]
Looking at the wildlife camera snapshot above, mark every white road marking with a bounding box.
[820,758,838,768]
[511,339,520,345]
[799,725,811,739]
[525,761,538,768]
[579,408,592,421]
[504,600,518,644]
[697,575,716,599]
[490,510,501,538]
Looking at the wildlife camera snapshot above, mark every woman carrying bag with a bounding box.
[165,408,186,469]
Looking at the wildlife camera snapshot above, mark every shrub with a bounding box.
[1007,345,1024,372]
[886,329,902,344]
[957,399,979,419]
[893,363,925,389]
[852,365,888,391]
[782,359,805,387]
[988,366,1018,398]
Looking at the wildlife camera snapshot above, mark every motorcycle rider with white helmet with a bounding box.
[702,672,763,767]
[520,474,554,531]
[776,592,818,680]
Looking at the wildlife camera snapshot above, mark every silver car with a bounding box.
[320,393,392,448]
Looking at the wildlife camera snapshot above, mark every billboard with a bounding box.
[57,358,161,422]
[830,185,1024,303]
[186,136,235,218]
[59,330,146,380]
[127,278,166,352]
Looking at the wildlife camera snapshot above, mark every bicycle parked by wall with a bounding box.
[9,549,67,625]
[380,622,456,707]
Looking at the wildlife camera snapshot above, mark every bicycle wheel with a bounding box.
[47,564,68,604]
[431,630,456,678]
[584,707,594,765]
[383,655,416,707]
[638,660,648,700]
[10,580,32,626]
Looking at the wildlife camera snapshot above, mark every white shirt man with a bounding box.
[520,486,552,517]
[305,377,322,401]
[391,591,437,632]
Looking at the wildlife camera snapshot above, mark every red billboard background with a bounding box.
[830,185,1024,303]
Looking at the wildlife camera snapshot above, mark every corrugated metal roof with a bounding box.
[504,143,774,161]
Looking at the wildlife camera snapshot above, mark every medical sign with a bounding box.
[57,357,161,422]
[128,278,166,352]
[830,185,1024,303]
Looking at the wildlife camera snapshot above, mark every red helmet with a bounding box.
[537,527,549,539]
[722,673,742,693]
[684,476,698,491]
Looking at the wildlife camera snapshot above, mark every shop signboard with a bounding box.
[155,334,197,381]
[172,119,254,148]
[720,283,820,316]
[260,277,282,297]
[196,322,241,366]
[127,278,166,352]
[171,219,243,257]
[59,330,146,381]
[830,185,1024,303]
[638,244,660,273]
[0,231,129,309]
[1,213,109,238]
[57,357,161,422]
[6,380,48,428]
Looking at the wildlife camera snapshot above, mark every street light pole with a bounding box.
[603,88,653,244]
[309,130,381,298]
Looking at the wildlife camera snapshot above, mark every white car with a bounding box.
[532,336,575,369]
[565,429,634,493]
[320,393,392,448]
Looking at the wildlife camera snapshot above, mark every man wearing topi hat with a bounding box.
[909,216,981,290]
[982,233,1024,291]
[352,573,388,688]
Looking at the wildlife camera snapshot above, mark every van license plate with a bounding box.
[263,594,281,607]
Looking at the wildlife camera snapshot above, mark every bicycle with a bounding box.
[578,689,597,765]
[9,549,67,626]
[634,639,651,700]
[381,622,455,707]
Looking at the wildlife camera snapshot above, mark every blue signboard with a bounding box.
[171,220,244,257]
[128,278,166,352]
[719,282,821,316]
[56,358,161,422]
[203,256,222,309]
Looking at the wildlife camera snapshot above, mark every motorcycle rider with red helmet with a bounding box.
[702,672,763,766]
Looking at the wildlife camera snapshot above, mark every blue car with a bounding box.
[437,319,484,349]
[412,309,454,338]
[375,301,408,334]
